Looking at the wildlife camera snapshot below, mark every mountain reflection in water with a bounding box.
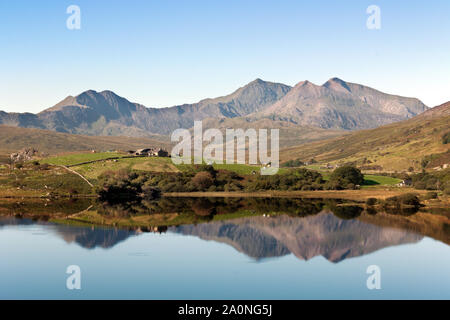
[0,197,448,263]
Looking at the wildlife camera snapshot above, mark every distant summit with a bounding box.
[258,78,428,130]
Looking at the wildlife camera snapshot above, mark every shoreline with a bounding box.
[0,188,431,201]
[162,189,430,201]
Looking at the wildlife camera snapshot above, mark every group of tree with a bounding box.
[96,170,161,203]
[324,166,364,190]
[281,159,305,168]
[411,169,450,194]
[96,165,365,201]
[246,168,324,191]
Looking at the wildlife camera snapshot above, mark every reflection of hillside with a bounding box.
[359,211,450,246]
[172,212,423,262]
[52,225,139,249]
[1,197,449,260]
[0,216,139,249]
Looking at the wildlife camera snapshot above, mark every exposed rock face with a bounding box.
[0,78,428,136]
[10,148,39,162]
[172,212,423,262]
[0,80,291,136]
[258,78,428,130]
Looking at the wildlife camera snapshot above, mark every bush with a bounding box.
[442,132,450,144]
[366,198,378,206]
[191,171,214,191]
[246,168,324,191]
[281,159,305,167]
[411,170,450,191]
[422,192,438,200]
[385,193,421,207]
[96,170,161,202]
[39,163,50,170]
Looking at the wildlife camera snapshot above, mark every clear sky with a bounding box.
[0,0,449,113]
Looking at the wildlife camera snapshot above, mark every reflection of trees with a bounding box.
[96,197,327,219]
[383,206,419,216]
[330,205,364,220]
[245,198,325,217]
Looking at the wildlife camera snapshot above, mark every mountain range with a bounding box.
[0,78,428,137]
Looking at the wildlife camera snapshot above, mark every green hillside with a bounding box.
[281,102,450,172]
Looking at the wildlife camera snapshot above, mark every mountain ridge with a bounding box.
[258,77,428,130]
[0,78,428,137]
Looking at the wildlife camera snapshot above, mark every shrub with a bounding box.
[246,168,324,191]
[281,159,305,167]
[96,170,161,202]
[366,198,378,206]
[39,163,50,170]
[442,132,450,144]
[385,193,421,207]
[423,192,438,200]
[191,171,214,191]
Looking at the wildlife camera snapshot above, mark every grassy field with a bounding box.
[0,151,405,200]
[72,157,179,180]
[39,152,290,179]
[0,166,94,196]
[42,152,124,166]
[38,151,401,188]
[363,175,402,186]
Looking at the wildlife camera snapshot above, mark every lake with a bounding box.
[1,197,449,299]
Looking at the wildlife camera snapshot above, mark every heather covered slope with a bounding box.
[280,102,450,171]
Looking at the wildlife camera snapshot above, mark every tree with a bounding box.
[329,166,364,187]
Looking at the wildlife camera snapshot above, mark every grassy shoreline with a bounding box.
[162,189,430,201]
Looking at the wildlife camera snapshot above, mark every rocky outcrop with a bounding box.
[10,148,39,162]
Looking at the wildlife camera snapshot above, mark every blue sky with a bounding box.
[0,0,449,113]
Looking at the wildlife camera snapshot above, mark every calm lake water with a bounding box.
[1,198,449,299]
